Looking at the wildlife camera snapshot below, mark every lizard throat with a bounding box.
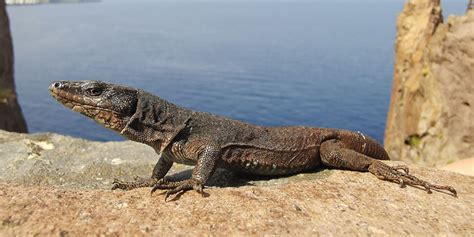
[50,92,126,131]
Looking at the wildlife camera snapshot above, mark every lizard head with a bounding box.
[49,80,138,132]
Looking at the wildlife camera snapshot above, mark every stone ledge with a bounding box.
[0,130,472,235]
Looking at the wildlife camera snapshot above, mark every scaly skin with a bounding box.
[49,81,457,200]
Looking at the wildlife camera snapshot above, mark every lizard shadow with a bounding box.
[166,167,457,200]
[159,168,245,201]
[164,168,255,188]
[165,167,327,189]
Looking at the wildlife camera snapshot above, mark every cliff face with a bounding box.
[385,0,474,167]
[0,0,28,133]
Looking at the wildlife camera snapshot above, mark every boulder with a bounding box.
[0,130,472,236]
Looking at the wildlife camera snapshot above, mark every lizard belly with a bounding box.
[220,146,321,176]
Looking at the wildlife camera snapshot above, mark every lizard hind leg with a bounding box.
[320,139,457,197]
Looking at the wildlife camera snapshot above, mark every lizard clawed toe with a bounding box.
[151,179,204,201]
[150,179,169,195]
[392,165,410,174]
[112,177,160,191]
[111,179,128,190]
[398,178,406,188]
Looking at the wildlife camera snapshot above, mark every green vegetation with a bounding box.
[436,132,444,140]
[0,88,15,103]
[408,135,422,148]
[422,67,430,78]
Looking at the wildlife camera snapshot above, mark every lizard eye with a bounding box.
[86,87,103,96]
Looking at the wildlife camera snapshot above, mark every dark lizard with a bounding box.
[49,80,457,199]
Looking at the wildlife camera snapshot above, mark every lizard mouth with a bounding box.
[49,86,125,130]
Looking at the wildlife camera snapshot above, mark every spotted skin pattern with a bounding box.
[49,81,457,200]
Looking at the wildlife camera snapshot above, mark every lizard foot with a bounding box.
[111,177,159,191]
[150,179,204,201]
[368,161,457,197]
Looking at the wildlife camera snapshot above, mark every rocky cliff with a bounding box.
[385,0,474,167]
[0,0,27,133]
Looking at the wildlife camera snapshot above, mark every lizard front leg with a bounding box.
[111,154,173,190]
[151,141,221,200]
[320,139,457,196]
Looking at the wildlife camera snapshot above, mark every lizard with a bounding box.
[49,80,457,199]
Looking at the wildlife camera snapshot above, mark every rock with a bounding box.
[441,157,474,176]
[385,0,474,167]
[0,130,472,235]
[0,1,28,133]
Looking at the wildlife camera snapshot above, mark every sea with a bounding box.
[7,0,469,142]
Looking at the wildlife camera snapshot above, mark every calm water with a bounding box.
[7,0,468,142]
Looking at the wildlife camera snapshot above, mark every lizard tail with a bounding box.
[337,130,390,161]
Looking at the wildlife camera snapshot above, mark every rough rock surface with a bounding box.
[441,157,474,176]
[0,130,473,236]
[384,0,474,167]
